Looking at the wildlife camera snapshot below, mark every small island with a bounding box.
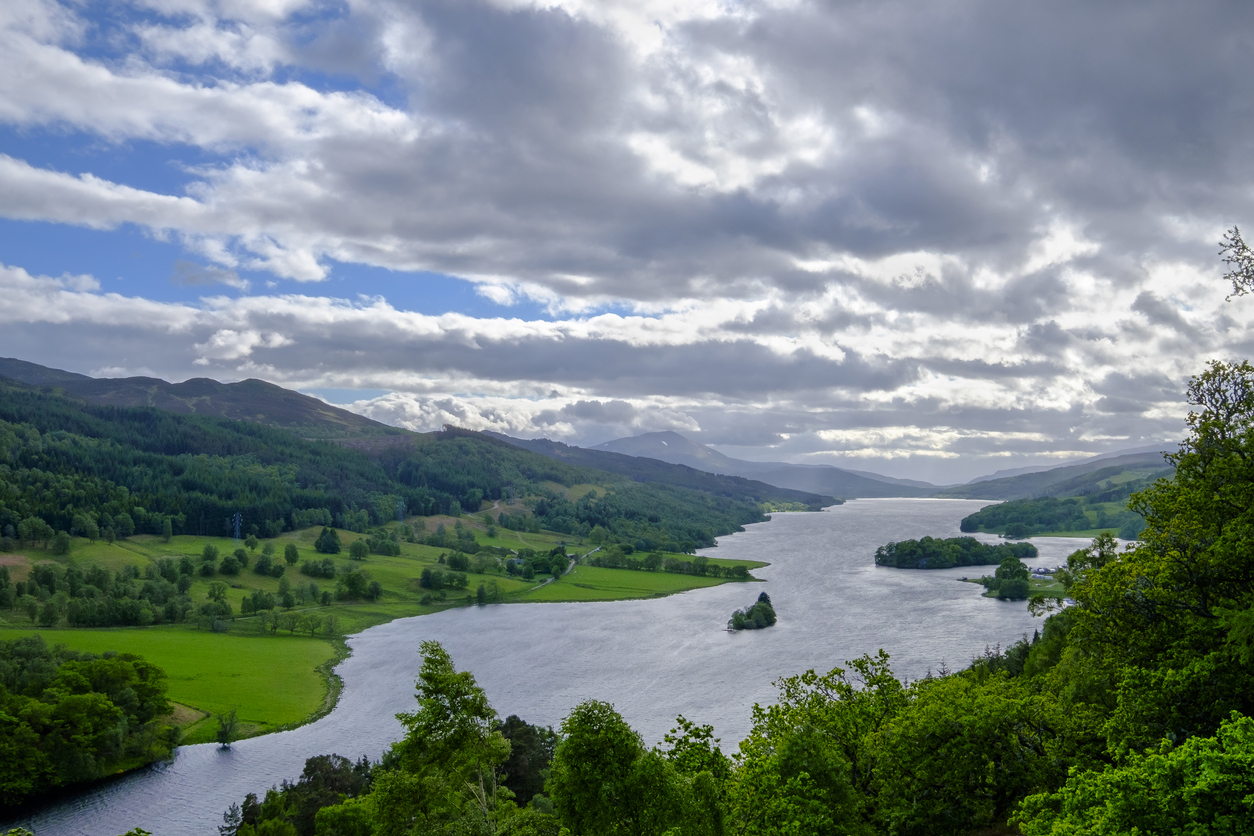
[874,535,1037,569]
[728,591,776,630]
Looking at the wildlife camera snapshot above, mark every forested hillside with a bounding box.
[0,380,784,553]
[959,462,1168,539]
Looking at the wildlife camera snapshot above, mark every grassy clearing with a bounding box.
[519,564,740,602]
[565,484,605,502]
[1,626,336,744]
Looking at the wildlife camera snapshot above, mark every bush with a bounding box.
[301,558,337,579]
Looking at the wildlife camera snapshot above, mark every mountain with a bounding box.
[935,451,1173,501]
[0,376,793,550]
[0,357,401,439]
[484,432,835,509]
[589,431,935,498]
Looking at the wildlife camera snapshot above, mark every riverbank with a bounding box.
[0,517,769,746]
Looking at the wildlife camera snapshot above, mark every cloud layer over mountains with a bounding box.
[2,0,1252,480]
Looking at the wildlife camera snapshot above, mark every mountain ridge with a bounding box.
[0,357,402,439]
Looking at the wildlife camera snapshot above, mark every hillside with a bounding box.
[590,431,935,497]
[954,452,1174,540]
[935,451,1173,500]
[0,379,781,552]
[484,432,835,509]
[0,357,401,439]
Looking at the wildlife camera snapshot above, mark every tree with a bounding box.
[208,581,229,603]
[314,527,341,554]
[1220,225,1254,299]
[51,530,71,555]
[216,708,239,748]
[202,543,220,563]
[549,700,647,835]
[284,543,299,565]
[386,641,512,831]
[72,513,100,542]
[38,601,60,627]
[349,540,369,560]
[730,652,907,835]
[161,517,173,543]
[244,534,259,551]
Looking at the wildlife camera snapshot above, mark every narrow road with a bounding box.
[527,546,599,591]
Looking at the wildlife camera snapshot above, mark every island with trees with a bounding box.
[728,591,776,630]
[873,535,1037,569]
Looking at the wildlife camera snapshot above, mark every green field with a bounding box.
[962,575,1068,599]
[0,514,770,740]
[1,627,337,744]
[521,564,747,602]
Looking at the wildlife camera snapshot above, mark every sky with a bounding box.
[2,0,1253,483]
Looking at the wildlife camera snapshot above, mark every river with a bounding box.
[6,499,1097,836]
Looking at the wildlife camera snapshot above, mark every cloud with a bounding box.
[170,260,250,290]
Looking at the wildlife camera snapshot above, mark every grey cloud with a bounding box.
[1132,291,1201,338]
[170,260,246,289]
[560,399,637,424]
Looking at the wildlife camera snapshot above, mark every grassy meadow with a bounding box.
[0,506,768,741]
[3,627,337,744]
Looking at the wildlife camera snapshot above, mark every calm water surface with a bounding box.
[9,499,1097,836]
